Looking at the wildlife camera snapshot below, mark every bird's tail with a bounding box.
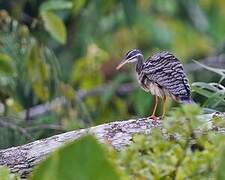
[180,97,195,104]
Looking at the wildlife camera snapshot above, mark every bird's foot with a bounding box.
[148,115,159,121]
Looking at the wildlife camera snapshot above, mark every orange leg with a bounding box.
[161,95,167,119]
[149,96,159,120]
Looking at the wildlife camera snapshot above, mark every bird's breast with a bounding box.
[137,73,164,98]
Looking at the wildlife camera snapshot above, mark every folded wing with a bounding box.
[142,52,191,102]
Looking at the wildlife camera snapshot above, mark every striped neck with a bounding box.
[135,56,143,74]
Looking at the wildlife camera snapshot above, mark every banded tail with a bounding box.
[180,97,194,104]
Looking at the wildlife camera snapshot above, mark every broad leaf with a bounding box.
[30,135,121,180]
[41,12,66,44]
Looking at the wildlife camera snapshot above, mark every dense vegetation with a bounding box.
[0,0,225,179]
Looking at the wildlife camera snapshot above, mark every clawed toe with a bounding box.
[148,115,159,121]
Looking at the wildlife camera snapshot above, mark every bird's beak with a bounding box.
[116,59,128,70]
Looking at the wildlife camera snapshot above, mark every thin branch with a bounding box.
[0,118,33,141]
[25,124,64,131]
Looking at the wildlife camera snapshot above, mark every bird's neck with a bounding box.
[135,56,144,74]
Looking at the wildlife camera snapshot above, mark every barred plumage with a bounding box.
[138,51,191,103]
[116,49,192,119]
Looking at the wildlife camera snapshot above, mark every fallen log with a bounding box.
[0,113,222,178]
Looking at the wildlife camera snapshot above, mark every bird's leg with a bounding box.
[149,96,159,120]
[160,95,167,119]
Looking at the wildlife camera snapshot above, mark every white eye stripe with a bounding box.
[126,49,140,58]
[126,50,136,57]
[127,53,143,60]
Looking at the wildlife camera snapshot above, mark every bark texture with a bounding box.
[0,113,222,178]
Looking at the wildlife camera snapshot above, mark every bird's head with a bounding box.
[116,49,143,70]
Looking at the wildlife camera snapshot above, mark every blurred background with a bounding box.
[0,0,225,149]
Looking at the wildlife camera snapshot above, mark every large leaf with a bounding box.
[41,12,66,44]
[40,0,73,12]
[30,135,121,180]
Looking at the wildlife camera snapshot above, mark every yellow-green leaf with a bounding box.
[0,53,14,75]
[41,12,66,44]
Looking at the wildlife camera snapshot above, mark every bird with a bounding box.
[116,49,192,120]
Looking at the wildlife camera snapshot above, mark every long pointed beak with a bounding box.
[116,59,128,70]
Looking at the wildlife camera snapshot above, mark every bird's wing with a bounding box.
[142,52,191,100]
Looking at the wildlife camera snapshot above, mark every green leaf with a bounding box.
[40,0,73,12]
[30,135,121,180]
[26,41,50,101]
[0,53,14,75]
[0,166,20,180]
[192,82,225,107]
[193,60,225,79]
[41,12,66,44]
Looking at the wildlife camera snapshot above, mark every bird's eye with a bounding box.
[126,54,132,59]
[126,51,136,59]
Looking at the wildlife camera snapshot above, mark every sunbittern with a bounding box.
[116,49,192,120]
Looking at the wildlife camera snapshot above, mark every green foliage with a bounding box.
[132,89,153,116]
[0,0,224,126]
[0,53,14,75]
[0,1,225,175]
[194,61,225,82]
[72,0,86,14]
[0,53,15,105]
[115,105,225,179]
[71,44,108,89]
[0,14,61,108]
[192,62,225,109]
[26,41,50,100]
[40,0,72,44]
[40,0,73,12]
[0,166,20,180]
[192,82,225,108]
[217,148,225,180]
[30,135,121,180]
[41,12,66,44]
[1,106,225,179]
